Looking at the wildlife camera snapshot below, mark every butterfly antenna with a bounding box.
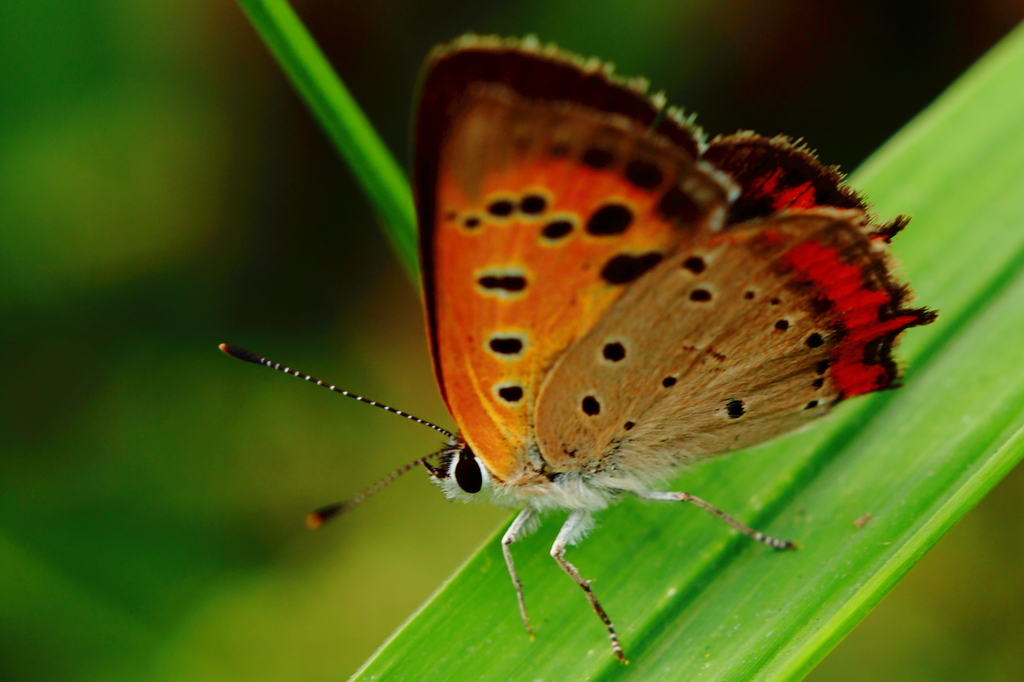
[219,344,456,529]
[304,453,440,529]
[218,344,455,440]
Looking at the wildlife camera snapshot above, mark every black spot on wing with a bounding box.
[682,256,706,274]
[657,185,701,223]
[600,252,663,284]
[603,342,626,362]
[586,204,634,235]
[542,220,573,240]
[520,195,547,215]
[624,159,664,190]
[726,399,745,418]
[489,337,523,355]
[479,275,527,292]
[498,386,524,402]
[689,288,712,302]
[488,200,514,217]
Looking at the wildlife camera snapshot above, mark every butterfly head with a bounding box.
[428,438,492,500]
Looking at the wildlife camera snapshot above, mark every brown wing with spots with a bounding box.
[535,208,934,477]
[414,37,734,482]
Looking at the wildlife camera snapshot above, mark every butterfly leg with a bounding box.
[502,506,538,637]
[641,491,796,550]
[550,509,627,663]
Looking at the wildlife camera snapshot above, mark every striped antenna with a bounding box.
[219,344,455,440]
[304,452,442,529]
[219,343,456,528]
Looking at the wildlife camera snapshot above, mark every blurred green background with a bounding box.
[3,1,1023,680]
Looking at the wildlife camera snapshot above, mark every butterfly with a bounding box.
[222,34,935,662]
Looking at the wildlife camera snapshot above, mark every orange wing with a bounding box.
[414,37,734,483]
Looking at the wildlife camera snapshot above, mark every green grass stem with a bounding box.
[236,0,418,278]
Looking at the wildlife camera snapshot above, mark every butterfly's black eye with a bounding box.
[454,448,483,494]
